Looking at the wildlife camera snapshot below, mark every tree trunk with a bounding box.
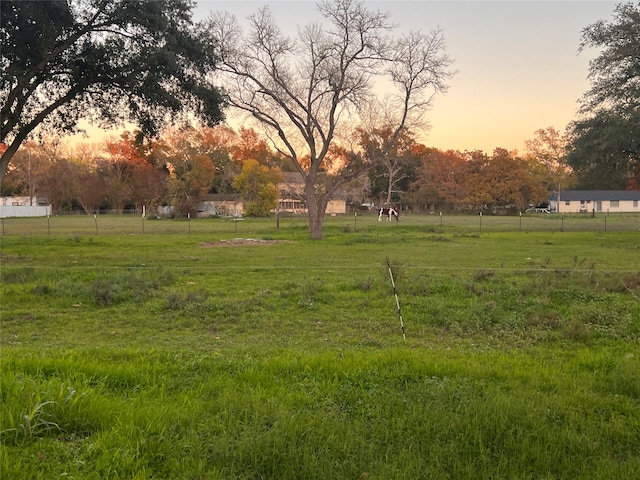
[305,179,326,240]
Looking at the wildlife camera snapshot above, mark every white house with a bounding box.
[550,190,640,214]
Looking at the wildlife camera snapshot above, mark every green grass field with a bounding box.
[1,215,639,479]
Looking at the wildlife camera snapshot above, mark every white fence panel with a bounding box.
[0,205,52,218]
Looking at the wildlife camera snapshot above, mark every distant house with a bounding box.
[550,190,640,214]
[193,173,348,217]
[277,172,307,214]
[277,172,347,215]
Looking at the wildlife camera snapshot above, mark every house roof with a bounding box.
[202,194,241,201]
[280,171,305,184]
[551,190,640,201]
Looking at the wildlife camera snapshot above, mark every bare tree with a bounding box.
[207,0,453,238]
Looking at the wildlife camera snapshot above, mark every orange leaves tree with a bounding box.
[97,132,152,214]
[153,127,219,217]
[460,149,547,212]
[409,147,548,212]
[409,148,466,211]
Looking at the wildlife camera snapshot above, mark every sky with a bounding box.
[193,0,620,154]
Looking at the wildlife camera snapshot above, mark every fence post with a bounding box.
[479,211,482,233]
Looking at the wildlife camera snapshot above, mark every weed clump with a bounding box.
[90,270,173,306]
[164,289,209,311]
[31,284,51,295]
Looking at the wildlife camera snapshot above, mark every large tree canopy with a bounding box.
[578,1,640,115]
[566,110,640,189]
[0,0,225,183]
[566,2,640,189]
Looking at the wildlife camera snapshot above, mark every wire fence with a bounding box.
[2,211,640,237]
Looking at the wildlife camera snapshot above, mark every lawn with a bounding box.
[1,215,639,479]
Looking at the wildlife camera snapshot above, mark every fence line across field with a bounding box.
[1,211,640,236]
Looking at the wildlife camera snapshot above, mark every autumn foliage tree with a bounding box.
[409,148,466,211]
[39,159,81,214]
[232,159,282,217]
[461,149,547,212]
[230,127,287,170]
[97,132,150,214]
[74,163,107,214]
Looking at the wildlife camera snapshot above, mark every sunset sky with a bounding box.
[194,0,619,155]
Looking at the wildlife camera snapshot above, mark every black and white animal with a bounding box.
[378,206,399,222]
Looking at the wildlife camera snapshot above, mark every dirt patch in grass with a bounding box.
[199,238,293,247]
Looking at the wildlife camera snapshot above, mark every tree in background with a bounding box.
[0,0,225,183]
[409,148,466,211]
[129,165,167,215]
[208,0,453,238]
[566,111,640,189]
[196,125,237,194]
[97,133,149,214]
[39,159,81,214]
[155,128,218,217]
[359,126,419,206]
[4,138,78,212]
[74,163,107,214]
[231,127,289,171]
[566,2,640,189]
[232,159,282,217]
[168,154,216,217]
[460,149,547,212]
[0,140,51,198]
[525,127,573,211]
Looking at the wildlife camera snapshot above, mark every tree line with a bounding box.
[0,123,572,216]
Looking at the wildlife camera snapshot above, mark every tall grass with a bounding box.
[1,348,638,479]
[1,219,638,478]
